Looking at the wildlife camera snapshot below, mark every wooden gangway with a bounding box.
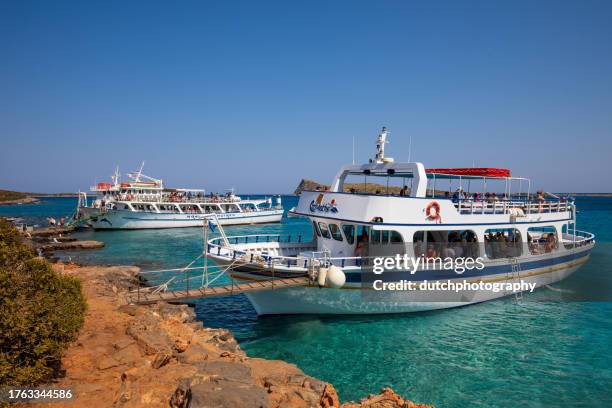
[127,276,311,305]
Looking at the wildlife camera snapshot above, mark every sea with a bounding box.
[2,195,611,407]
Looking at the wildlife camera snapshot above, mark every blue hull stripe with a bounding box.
[228,248,591,283]
[345,248,592,283]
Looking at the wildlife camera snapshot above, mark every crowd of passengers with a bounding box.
[98,190,238,203]
[338,185,552,204]
[407,230,558,260]
[413,231,479,259]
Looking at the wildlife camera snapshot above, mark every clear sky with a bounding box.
[1,0,611,193]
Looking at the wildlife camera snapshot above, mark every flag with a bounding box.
[208,220,217,232]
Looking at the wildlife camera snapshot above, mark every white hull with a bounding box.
[89,209,283,230]
[244,255,588,315]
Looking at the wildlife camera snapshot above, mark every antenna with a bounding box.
[136,161,145,182]
[112,165,120,186]
[352,136,355,164]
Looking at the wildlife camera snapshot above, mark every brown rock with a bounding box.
[189,378,269,408]
[113,338,136,351]
[340,387,433,408]
[176,344,209,365]
[169,379,191,408]
[39,263,432,408]
[98,356,121,370]
[151,353,172,369]
[126,318,174,356]
[114,344,142,365]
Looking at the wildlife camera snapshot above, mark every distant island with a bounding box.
[0,190,82,205]
[0,190,39,205]
[294,179,403,195]
[293,180,612,197]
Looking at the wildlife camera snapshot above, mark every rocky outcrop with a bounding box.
[39,264,432,408]
[40,240,105,252]
[294,179,330,195]
[0,190,40,205]
[28,226,75,237]
[293,179,407,196]
[342,388,433,408]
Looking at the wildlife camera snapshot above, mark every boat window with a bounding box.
[356,225,370,245]
[527,226,558,255]
[329,224,343,241]
[484,229,522,258]
[390,231,403,244]
[561,223,576,249]
[318,222,331,239]
[221,204,238,212]
[371,229,381,244]
[381,230,390,244]
[312,221,321,237]
[413,230,479,258]
[342,224,355,244]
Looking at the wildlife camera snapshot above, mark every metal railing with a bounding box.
[454,199,572,215]
[208,234,369,268]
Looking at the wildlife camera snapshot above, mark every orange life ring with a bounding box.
[426,201,442,223]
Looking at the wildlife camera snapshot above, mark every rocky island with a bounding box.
[0,189,40,205]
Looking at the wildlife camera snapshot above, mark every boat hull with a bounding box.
[88,209,284,230]
[220,248,592,315]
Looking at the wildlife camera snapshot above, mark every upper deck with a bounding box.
[294,127,572,226]
[294,190,572,227]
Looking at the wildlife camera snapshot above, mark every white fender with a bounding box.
[326,265,346,289]
[317,267,328,287]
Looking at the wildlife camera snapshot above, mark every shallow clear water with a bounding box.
[2,196,612,406]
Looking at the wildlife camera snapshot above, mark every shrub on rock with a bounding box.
[0,219,86,386]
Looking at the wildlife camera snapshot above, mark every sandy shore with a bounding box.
[31,262,431,408]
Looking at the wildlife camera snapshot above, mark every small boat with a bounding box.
[207,127,595,315]
[75,163,283,230]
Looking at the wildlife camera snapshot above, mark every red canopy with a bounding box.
[426,168,511,178]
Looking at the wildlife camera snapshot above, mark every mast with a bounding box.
[111,166,120,187]
[373,126,393,164]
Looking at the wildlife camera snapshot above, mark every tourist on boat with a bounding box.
[545,233,557,253]
[444,191,450,199]
[399,186,408,196]
[425,244,438,259]
[452,189,462,203]
[354,230,369,256]
[413,239,425,257]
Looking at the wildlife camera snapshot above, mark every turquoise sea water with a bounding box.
[2,196,612,407]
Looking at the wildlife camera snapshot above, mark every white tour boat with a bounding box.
[207,127,595,315]
[75,163,284,230]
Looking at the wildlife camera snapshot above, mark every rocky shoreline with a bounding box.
[0,195,40,205]
[34,263,432,407]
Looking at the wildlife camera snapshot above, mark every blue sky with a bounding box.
[1,0,611,193]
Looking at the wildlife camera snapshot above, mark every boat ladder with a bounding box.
[509,257,523,301]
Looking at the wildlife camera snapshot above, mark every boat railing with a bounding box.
[454,198,572,215]
[563,230,595,245]
[122,196,243,204]
[208,234,386,268]
[208,229,595,269]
